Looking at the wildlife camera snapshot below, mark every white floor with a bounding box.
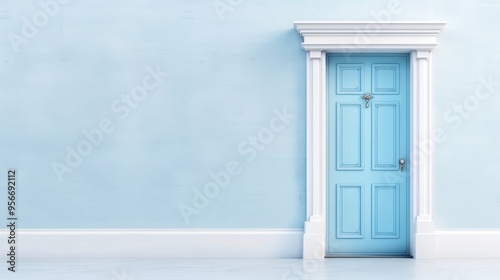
[2,259,500,280]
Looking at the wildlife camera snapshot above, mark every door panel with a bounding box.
[372,102,399,171]
[372,64,400,94]
[336,184,364,239]
[336,64,365,94]
[336,103,364,170]
[327,54,409,257]
[372,184,400,239]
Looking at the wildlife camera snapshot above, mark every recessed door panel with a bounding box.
[336,185,364,238]
[372,184,400,239]
[336,64,364,94]
[337,103,363,170]
[372,102,399,171]
[372,64,399,95]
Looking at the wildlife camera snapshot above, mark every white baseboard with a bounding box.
[0,229,303,259]
[434,229,500,259]
[2,228,500,259]
[302,220,325,259]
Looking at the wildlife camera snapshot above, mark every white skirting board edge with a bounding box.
[0,229,303,259]
[1,229,500,259]
[434,229,500,259]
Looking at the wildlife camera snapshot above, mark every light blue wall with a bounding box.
[0,0,499,229]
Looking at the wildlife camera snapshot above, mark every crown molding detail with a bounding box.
[294,21,446,51]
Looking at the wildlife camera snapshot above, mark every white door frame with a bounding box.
[294,21,446,259]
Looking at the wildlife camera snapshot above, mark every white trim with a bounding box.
[3,229,499,259]
[294,21,446,259]
[294,21,446,51]
[0,229,302,258]
[435,230,500,258]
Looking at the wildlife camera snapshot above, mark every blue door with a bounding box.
[326,54,409,257]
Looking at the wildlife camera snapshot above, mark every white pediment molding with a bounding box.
[295,21,446,51]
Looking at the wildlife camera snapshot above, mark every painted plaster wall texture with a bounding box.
[0,0,499,229]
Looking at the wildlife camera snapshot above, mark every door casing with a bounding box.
[295,20,446,260]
